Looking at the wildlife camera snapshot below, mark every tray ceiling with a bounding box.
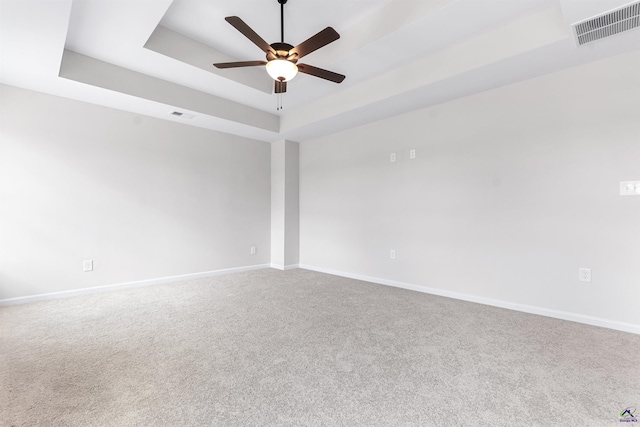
[1,0,639,142]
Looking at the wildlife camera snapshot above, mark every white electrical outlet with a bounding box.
[390,249,396,259]
[83,260,93,272]
[579,268,591,283]
[250,246,256,255]
[390,153,397,163]
[409,149,416,159]
[620,181,640,195]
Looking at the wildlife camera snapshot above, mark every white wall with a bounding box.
[284,141,299,267]
[270,141,286,267]
[299,51,640,328]
[0,85,271,300]
[270,140,299,269]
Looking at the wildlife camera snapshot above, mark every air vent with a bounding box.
[170,111,195,119]
[573,1,640,46]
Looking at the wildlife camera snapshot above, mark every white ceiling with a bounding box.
[1,0,639,143]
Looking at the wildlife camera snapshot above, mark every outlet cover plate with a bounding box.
[579,268,591,282]
[620,181,640,195]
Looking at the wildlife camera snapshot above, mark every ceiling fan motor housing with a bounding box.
[267,42,297,62]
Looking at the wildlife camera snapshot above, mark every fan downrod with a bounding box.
[278,0,288,43]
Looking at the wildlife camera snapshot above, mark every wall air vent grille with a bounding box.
[573,1,640,46]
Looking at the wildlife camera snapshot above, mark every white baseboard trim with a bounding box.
[270,263,300,271]
[0,264,271,307]
[298,264,640,335]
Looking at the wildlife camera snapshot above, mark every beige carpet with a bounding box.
[1,268,639,426]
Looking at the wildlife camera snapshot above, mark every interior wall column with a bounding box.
[270,140,299,269]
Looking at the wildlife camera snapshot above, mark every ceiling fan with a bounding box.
[213,0,345,102]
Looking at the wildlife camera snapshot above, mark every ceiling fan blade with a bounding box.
[213,60,267,69]
[225,16,276,55]
[297,64,345,83]
[289,27,340,60]
[274,80,287,94]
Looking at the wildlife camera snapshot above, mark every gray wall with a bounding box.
[0,85,271,299]
[299,51,640,327]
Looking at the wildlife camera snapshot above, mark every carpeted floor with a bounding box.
[1,268,639,426]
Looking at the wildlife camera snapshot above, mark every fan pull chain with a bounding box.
[276,93,284,111]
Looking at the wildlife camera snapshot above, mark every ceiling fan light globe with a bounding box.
[266,59,298,82]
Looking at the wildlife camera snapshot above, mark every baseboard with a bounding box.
[270,263,300,271]
[0,264,271,307]
[298,264,640,335]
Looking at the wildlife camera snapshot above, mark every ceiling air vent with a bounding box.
[170,111,195,119]
[573,1,640,46]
